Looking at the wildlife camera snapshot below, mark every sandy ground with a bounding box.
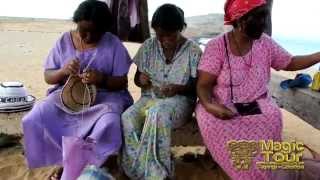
[0,18,319,180]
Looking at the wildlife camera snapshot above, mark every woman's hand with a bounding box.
[285,52,320,71]
[139,72,152,86]
[60,59,80,76]
[196,71,235,120]
[157,84,180,98]
[204,102,236,120]
[153,84,189,98]
[80,69,104,85]
[45,60,80,85]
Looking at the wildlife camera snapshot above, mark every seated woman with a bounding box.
[196,0,320,179]
[121,4,202,180]
[22,0,132,179]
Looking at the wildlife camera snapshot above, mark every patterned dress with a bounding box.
[195,33,292,180]
[121,37,202,179]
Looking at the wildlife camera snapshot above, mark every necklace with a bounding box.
[163,37,186,64]
[164,48,176,64]
[164,45,180,64]
[231,31,253,68]
[77,32,97,72]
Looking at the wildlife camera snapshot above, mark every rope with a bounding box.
[60,33,98,136]
[78,37,95,122]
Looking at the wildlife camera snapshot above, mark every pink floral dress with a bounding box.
[196,33,292,180]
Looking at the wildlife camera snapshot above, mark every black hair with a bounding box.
[73,0,113,32]
[232,9,251,28]
[232,5,268,28]
[151,4,187,32]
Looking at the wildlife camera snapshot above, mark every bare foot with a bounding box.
[48,167,63,180]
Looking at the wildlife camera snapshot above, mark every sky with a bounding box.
[0,0,319,41]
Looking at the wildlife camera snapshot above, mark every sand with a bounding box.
[0,18,319,180]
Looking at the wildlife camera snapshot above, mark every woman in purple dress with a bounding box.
[22,0,132,179]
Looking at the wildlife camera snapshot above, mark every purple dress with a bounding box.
[22,32,133,170]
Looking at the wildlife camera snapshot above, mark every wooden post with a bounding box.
[108,0,150,42]
[137,0,150,41]
[127,0,151,42]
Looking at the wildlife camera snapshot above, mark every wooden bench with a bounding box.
[172,117,203,146]
[270,73,320,130]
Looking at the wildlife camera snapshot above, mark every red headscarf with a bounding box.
[224,0,266,25]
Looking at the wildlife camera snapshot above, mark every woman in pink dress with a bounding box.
[196,0,320,179]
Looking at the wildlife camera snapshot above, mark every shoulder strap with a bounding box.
[223,35,235,103]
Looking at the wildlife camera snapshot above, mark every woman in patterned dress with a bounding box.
[120,4,202,180]
[196,0,320,180]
